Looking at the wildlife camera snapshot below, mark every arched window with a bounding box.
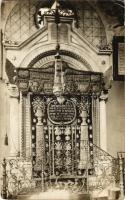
[77,2,107,48]
[4,1,37,44]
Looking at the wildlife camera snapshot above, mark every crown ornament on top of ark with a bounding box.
[35,2,75,29]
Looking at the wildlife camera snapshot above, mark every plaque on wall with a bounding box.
[48,99,76,124]
[113,36,125,81]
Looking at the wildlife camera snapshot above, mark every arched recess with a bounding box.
[19,43,99,72]
[27,50,93,72]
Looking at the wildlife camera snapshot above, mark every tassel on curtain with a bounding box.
[4,133,8,146]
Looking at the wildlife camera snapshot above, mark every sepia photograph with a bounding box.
[0,0,125,199]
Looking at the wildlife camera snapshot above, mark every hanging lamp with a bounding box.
[53,0,65,104]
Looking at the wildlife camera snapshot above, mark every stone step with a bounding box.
[92,197,108,200]
[18,192,91,200]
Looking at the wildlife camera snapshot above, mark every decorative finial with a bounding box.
[51,0,60,10]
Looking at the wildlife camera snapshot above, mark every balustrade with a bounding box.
[1,141,122,199]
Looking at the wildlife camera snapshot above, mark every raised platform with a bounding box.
[18,191,91,200]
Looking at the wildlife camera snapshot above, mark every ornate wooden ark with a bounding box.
[15,62,103,191]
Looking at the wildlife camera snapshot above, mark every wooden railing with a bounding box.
[117,152,125,198]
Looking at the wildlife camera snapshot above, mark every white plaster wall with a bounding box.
[0,81,10,160]
[107,81,125,157]
[0,81,10,192]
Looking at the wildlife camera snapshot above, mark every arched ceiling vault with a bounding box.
[3,0,109,48]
